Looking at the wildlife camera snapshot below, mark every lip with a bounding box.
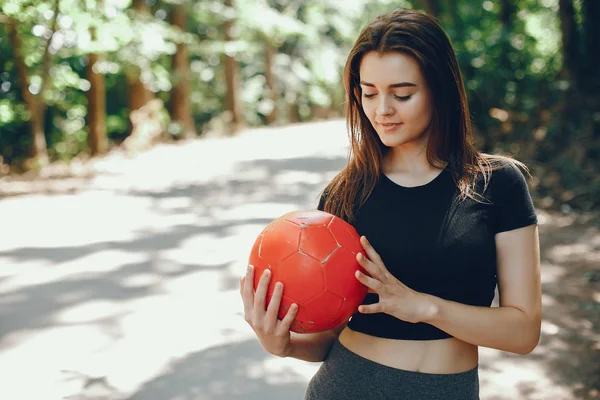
[378,122,402,130]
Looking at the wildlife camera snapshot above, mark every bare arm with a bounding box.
[286,323,347,362]
[422,225,542,354]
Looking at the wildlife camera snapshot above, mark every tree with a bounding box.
[419,0,440,18]
[222,0,244,133]
[85,0,108,155]
[263,37,278,125]
[127,0,155,112]
[5,0,62,167]
[169,1,196,138]
[558,0,578,82]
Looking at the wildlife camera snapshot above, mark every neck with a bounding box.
[384,139,433,175]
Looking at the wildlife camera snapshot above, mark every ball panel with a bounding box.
[247,233,263,266]
[299,226,338,261]
[285,210,333,227]
[323,247,367,298]
[328,217,363,254]
[304,290,344,324]
[337,291,366,323]
[259,219,301,267]
[278,252,324,303]
[292,318,335,334]
[332,301,365,327]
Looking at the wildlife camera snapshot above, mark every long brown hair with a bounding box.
[321,8,526,222]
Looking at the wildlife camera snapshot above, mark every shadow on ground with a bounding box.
[1,143,599,400]
[128,340,308,400]
[0,155,346,340]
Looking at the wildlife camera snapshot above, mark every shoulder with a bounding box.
[479,156,538,232]
[483,156,531,193]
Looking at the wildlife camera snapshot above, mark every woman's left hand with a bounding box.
[354,236,434,324]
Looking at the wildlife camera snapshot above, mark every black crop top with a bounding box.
[318,162,538,340]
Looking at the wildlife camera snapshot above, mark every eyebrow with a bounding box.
[359,81,417,88]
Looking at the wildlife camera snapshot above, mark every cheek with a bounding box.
[361,102,377,120]
[406,97,432,124]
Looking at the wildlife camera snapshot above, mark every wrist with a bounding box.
[280,341,293,358]
[259,338,293,358]
[416,293,440,323]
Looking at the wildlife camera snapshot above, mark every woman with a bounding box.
[240,8,541,399]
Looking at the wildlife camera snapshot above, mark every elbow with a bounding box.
[504,307,541,355]
[513,321,542,355]
[514,335,540,355]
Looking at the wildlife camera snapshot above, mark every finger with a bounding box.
[279,303,299,331]
[254,268,272,312]
[358,303,382,314]
[266,281,284,321]
[242,266,255,315]
[361,236,384,265]
[355,270,383,292]
[356,252,379,278]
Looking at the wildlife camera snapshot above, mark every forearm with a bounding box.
[422,295,541,355]
[286,325,345,362]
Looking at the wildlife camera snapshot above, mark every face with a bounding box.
[359,51,433,150]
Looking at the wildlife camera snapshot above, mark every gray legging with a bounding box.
[304,339,479,400]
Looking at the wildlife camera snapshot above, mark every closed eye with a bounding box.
[362,93,412,101]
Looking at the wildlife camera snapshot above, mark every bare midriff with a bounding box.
[338,327,479,374]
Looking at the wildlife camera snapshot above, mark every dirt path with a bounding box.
[0,120,598,400]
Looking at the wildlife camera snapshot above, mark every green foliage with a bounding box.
[0,0,598,209]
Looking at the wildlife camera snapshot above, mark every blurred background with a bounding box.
[0,0,598,399]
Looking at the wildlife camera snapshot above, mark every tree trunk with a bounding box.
[223,0,244,133]
[554,0,586,151]
[126,78,153,112]
[86,52,108,155]
[128,0,154,113]
[498,0,518,145]
[582,0,600,62]
[132,0,150,13]
[420,0,440,18]
[169,4,196,139]
[499,0,516,73]
[288,102,300,123]
[581,0,600,139]
[7,18,49,165]
[558,0,580,83]
[264,39,278,125]
[582,0,600,93]
[500,0,516,26]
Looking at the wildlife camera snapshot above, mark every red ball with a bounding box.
[248,210,368,333]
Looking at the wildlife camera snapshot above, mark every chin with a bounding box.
[377,129,427,149]
[377,133,410,148]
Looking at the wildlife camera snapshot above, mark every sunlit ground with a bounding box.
[0,119,598,399]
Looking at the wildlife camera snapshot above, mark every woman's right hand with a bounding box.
[240,265,299,357]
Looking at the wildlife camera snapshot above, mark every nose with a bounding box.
[376,96,394,116]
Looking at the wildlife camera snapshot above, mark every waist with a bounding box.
[338,327,478,374]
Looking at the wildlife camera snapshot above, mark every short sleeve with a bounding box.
[491,163,538,234]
